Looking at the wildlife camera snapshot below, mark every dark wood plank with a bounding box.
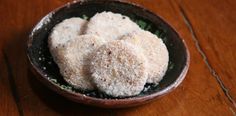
[0,51,19,116]
[0,0,235,115]
[176,0,236,108]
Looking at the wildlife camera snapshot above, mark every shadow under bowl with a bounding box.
[27,0,190,108]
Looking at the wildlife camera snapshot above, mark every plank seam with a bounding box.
[230,107,236,116]
[3,50,24,116]
[177,4,236,109]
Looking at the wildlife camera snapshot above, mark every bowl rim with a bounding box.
[27,0,190,107]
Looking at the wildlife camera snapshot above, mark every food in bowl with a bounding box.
[85,11,141,41]
[48,17,87,49]
[48,11,169,97]
[90,40,148,97]
[121,30,169,84]
[50,34,106,90]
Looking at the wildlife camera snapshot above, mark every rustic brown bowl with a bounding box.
[27,0,190,108]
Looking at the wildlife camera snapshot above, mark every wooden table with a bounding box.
[0,0,236,115]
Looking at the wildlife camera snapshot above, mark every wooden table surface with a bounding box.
[0,0,236,115]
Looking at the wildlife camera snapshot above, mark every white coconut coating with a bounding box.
[121,30,169,84]
[48,17,87,49]
[85,11,140,41]
[90,41,148,97]
[54,35,106,90]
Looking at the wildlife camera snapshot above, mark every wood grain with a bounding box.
[175,0,236,107]
[0,0,235,115]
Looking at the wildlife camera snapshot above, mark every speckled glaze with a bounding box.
[27,0,190,108]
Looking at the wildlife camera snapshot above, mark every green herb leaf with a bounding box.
[145,24,152,31]
[136,20,147,29]
[154,30,161,37]
[82,14,88,20]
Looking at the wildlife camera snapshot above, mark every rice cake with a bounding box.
[90,41,148,97]
[48,17,87,50]
[121,30,169,84]
[55,34,105,90]
[85,11,140,41]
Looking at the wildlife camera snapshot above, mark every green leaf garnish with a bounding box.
[154,30,161,37]
[145,24,152,31]
[136,20,147,29]
[82,14,88,20]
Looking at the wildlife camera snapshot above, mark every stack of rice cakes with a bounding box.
[48,12,169,97]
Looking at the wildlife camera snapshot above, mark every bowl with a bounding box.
[27,0,190,108]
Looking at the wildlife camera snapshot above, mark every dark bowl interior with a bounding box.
[27,0,189,108]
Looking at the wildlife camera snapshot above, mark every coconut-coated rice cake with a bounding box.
[48,17,87,50]
[90,40,148,97]
[121,30,169,84]
[55,35,105,90]
[85,11,140,41]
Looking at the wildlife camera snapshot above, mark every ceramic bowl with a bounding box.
[27,0,190,108]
